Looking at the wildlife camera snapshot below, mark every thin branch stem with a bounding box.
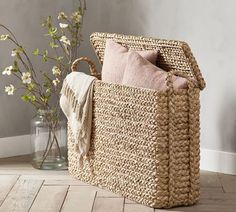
[37,53,67,69]
[43,127,51,157]
[17,55,31,72]
[53,131,62,158]
[8,38,37,78]
[55,37,70,61]
[7,38,43,95]
[0,24,18,42]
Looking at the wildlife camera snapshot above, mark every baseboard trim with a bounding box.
[1,134,236,174]
[0,134,31,158]
[200,148,236,175]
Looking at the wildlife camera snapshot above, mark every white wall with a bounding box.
[82,0,236,154]
[1,0,236,168]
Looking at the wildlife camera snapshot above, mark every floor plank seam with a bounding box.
[221,185,226,193]
[122,197,125,212]
[59,185,70,212]
[0,174,20,208]
[218,176,227,193]
[90,191,98,212]
[28,178,45,211]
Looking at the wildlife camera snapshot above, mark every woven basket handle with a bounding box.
[71,57,101,79]
[166,71,196,90]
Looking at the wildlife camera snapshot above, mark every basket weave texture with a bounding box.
[67,32,205,208]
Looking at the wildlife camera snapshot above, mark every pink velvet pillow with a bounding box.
[102,40,158,83]
[122,51,188,91]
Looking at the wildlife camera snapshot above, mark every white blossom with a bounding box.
[60,35,70,46]
[0,34,9,41]
[5,84,15,95]
[2,66,13,75]
[71,11,82,23]
[52,66,61,76]
[11,49,18,57]
[21,72,32,84]
[58,12,67,20]
[59,23,68,29]
[52,78,60,86]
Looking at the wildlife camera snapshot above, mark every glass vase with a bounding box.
[30,109,68,170]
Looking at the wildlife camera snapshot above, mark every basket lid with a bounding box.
[90,32,206,90]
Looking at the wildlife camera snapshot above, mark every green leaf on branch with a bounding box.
[49,41,59,48]
[40,96,48,103]
[33,48,39,55]
[21,93,36,103]
[13,60,18,66]
[27,83,35,91]
[56,56,63,61]
[47,16,52,26]
[21,94,30,102]
[46,27,57,37]
[42,16,52,28]
[30,95,36,102]
[12,60,19,73]
[43,50,48,62]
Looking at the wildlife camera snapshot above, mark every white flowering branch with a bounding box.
[0,2,86,115]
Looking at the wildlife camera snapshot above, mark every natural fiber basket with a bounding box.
[67,32,206,208]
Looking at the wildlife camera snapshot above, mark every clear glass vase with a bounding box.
[30,109,68,170]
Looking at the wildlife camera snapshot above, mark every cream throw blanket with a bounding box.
[60,72,96,167]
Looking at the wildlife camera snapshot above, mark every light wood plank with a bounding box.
[200,191,236,204]
[125,198,136,204]
[20,174,73,180]
[0,170,68,175]
[160,203,236,212]
[0,178,43,212]
[155,206,186,211]
[200,187,223,193]
[155,209,183,212]
[96,187,122,198]
[92,197,124,212]
[69,185,122,197]
[0,168,69,175]
[155,211,183,212]
[69,185,96,191]
[44,179,88,185]
[0,175,19,205]
[0,158,236,212]
[125,204,154,212]
[30,185,68,212]
[71,184,122,197]
[61,186,96,212]
[218,173,236,192]
[183,203,236,212]
[200,171,221,187]
[199,186,236,205]
[20,174,87,185]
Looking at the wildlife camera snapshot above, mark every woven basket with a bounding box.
[67,32,206,208]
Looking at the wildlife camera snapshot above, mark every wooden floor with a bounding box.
[0,156,236,212]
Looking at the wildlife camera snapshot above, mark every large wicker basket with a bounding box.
[67,32,206,208]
